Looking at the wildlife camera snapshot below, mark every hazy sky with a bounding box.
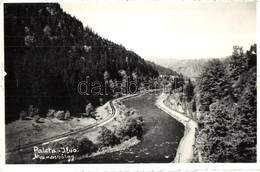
[60,2,256,59]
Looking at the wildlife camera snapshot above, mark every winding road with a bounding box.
[156,93,198,163]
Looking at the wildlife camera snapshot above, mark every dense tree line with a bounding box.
[195,44,257,162]
[4,3,160,122]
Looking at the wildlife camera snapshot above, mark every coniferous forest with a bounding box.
[4,3,160,122]
[195,45,257,162]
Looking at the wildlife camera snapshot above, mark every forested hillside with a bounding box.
[4,3,162,122]
[195,44,257,162]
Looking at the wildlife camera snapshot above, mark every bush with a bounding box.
[59,137,79,150]
[46,109,56,118]
[33,115,40,123]
[83,103,94,118]
[54,110,65,120]
[48,140,64,150]
[124,114,144,137]
[99,98,104,105]
[115,124,130,142]
[64,110,70,120]
[19,110,27,120]
[124,108,137,117]
[27,105,39,117]
[116,100,123,105]
[78,138,98,155]
[48,137,98,155]
[115,113,144,140]
[28,105,34,117]
[24,35,35,46]
[19,105,39,120]
[97,127,119,147]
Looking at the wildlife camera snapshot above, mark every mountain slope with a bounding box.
[4,3,161,121]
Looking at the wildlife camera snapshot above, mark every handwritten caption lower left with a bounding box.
[33,146,79,162]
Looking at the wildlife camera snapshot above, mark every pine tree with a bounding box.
[196,45,257,163]
[231,67,256,162]
[197,59,230,111]
[184,78,194,102]
[197,100,234,162]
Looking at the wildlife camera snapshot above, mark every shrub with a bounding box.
[97,127,119,147]
[78,138,98,155]
[116,100,123,105]
[85,103,94,117]
[124,108,137,117]
[116,113,144,139]
[59,137,79,150]
[43,25,52,36]
[33,115,40,123]
[20,105,39,120]
[24,35,35,46]
[125,114,144,137]
[115,123,130,142]
[46,109,55,118]
[64,110,70,120]
[48,140,64,150]
[26,105,39,118]
[54,110,65,120]
[28,105,34,117]
[32,123,41,131]
[99,98,104,105]
[19,110,27,120]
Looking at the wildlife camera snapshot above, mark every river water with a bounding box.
[76,92,185,163]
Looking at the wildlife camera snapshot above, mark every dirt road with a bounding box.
[156,93,198,163]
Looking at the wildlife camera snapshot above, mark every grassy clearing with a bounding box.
[5,102,111,153]
[6,118,96,150]
[6,97,145,164]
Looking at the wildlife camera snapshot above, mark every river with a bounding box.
[75,92,185,163]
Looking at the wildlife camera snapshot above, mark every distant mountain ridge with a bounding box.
[150,57,229,78]
[146,60,180,76]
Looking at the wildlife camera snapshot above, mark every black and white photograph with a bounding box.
[1,0,259,170]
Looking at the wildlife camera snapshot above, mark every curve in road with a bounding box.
[156,93,198,163]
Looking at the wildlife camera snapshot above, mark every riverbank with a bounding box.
[75,90,184,163]
[156,93,198,163]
